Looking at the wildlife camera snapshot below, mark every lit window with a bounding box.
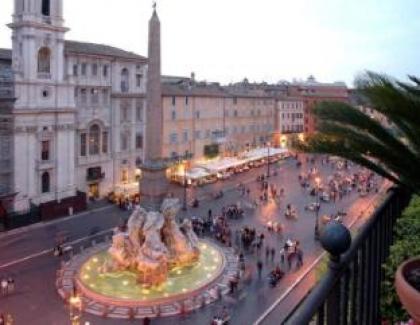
[89,124,100,155]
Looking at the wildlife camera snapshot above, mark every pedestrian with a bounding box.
[297,249,304,268]
[257,260,263,279]
[265,246,270,261]
[143,316,151,325]
[7,277,14,294]
[270,247,275,263]
[1,277,8,296]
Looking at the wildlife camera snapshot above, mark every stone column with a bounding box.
[140,7,169,211]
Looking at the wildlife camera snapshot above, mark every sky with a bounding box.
[0,0,419,87]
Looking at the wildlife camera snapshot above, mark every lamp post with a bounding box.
[314,177,321,240]
[69,292,82,325]
[181,151,193,211]
[182,160,188,211]
[267,143,270,178]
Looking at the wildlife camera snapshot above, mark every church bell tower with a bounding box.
[8,0,77,212]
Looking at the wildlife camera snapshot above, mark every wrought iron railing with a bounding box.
[284,187,411,325]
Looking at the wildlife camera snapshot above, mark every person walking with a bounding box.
[265,246,270,262]
[257,260,263,279]
[7,277,14,294]
[1,277,8,296]
[270,247,276,263]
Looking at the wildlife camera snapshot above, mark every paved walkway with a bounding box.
[0,156,387,325]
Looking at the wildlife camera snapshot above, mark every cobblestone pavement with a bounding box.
[0,155,387,325]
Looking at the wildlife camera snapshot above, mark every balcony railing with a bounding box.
[281,188,411,325]
[86,172,105,182]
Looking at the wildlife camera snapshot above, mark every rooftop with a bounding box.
[0,40,147,62]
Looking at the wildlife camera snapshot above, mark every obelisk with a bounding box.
[140,4,169,211]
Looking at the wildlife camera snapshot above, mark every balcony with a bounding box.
[276,188,412,325]
[86,167,105,182]
[36,159,55,170]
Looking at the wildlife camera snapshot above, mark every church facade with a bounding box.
[1,0,148,213]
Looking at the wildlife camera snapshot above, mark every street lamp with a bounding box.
[69,292,82,325]
[182,160,188,211]
[267,143,270,178]
[181,151,193,211]
[314,176,321,240]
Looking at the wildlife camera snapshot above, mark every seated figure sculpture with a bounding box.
[161,199,200,267]
[107,198,200,286]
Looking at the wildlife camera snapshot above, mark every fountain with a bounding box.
[105,199,200,286]
[56,198,237,318]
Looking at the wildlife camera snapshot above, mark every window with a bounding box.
[81,63,87,76]
[41,0,50,16]
[205,130,211,138]
[37,47,50,74]
[121,68,129,92]
[92,63,98,76]
[172,96,176,106]
[185,96,189,105]
[91,88,99,104]
[103,65,108,77]
[102,89,108,105]
[136,74,143,87]
[233,97,237,105]
[102,132,108,154]
[73,64,78,76]
[121,102,130,122]
[195,110,200,119]
[121,169,128,183]
[41,140,49,161]
[171,110,176,121]
[169,133,178,144]
[80,89,87,104]
[80,133,86,156]
[135,133,143,149]
[121,133,129,151]
[136,99,143,122]
[233,110,238,117]
[89,124,100,155]
[41,172,50,193]
[183,130,188,142]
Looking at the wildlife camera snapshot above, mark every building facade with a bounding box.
[288,76,349,134]
[0,1,349,215]
[0,49,15,216]
[3,0,147,213]
[273,97,305,148]
[161,76,276,161]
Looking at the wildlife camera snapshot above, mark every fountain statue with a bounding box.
[108,198,200,286]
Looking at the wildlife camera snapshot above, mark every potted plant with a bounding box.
[395,257,420,324]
